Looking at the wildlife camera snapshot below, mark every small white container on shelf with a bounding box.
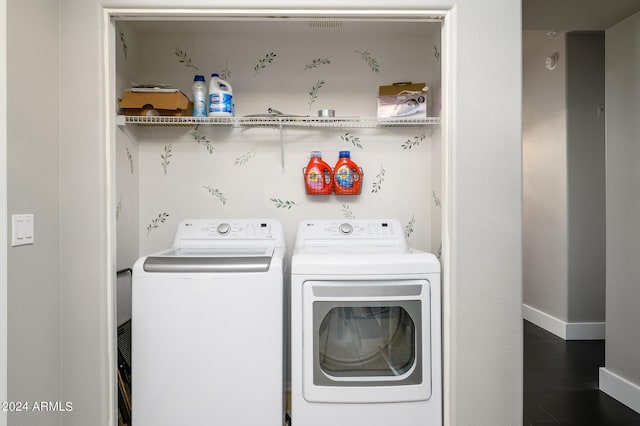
[208,73,233,117]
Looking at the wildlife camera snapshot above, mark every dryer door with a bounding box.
[302,279,431,403]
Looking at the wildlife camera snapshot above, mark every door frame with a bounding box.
[102,7,452,425]
[0,0,8,423]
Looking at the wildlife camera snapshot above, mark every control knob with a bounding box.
[216,223,231,235]
[339,223,353,235]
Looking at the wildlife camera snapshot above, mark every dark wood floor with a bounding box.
[524,320,640,425]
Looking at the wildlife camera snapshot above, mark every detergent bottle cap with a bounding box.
[310,150,322,158]
[211,73,220,78]
[338,151,351,158]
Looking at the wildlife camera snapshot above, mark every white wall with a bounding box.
[448,3,521,423]
[59,0,113,424]
[115,22,140,271]
[601,11,640,413]
[0,0,7,424]
[523,33,569,323]
[565,32,605,323]
[430,28,443,259]
[6,1,62,425]
[523,32,606,338]
[117,21,438,259]
[59,1,522,425]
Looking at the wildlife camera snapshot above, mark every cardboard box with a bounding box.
[377,82,427,118]
[119,90,193,116]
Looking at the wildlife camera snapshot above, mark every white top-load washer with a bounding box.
[132,219,286,426]
[290,219,441,426]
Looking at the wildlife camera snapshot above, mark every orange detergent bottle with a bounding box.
[333,151,362,195]
[304,150,333,195]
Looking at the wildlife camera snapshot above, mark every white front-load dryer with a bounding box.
[290,219,441,426]
[132,219,286,426]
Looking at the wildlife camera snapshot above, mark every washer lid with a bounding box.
[163,247,274,257]
[142,247,274,273]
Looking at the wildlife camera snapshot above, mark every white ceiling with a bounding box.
[522,30,563,57]
[522,0,640,58]
[523,0,640,31]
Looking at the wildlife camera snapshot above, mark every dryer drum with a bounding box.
[318,306,416,376]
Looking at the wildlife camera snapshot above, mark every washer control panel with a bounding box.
[174,219,277,242]
[204,221,273,238]
[216,223,231,235]
[338,223,353,235]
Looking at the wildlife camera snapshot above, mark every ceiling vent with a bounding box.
[307,20,344,29]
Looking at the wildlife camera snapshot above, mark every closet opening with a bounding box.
[104,9,450,425]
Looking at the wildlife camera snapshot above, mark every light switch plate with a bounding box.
[11,214,34,246]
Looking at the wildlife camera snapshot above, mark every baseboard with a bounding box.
[523,304,566,338]
[600,368,640,414]
[522,304,605,340]
[565,321,606,340]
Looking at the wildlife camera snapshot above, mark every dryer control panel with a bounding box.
[295,219,408,252]
[300,219,401,238]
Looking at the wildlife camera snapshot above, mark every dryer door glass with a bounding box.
[313,300,423,386]
[318,305,415,377]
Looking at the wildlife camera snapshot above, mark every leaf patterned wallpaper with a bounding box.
[115,20,442,264]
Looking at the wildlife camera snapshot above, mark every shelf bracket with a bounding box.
[279,121,285,170]
[116,115,138,142]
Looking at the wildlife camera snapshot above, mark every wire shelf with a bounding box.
[117,115,440,128]
[118,115,234,127]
